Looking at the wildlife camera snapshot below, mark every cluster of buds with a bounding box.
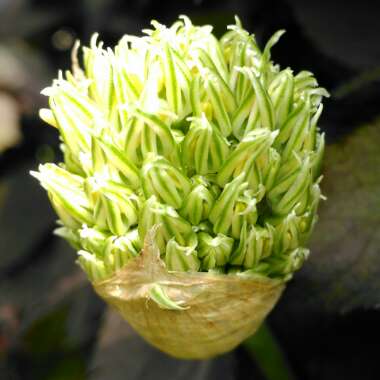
[32,16,327,283]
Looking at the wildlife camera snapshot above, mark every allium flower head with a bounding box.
[32,16,327,281]
[31,16,328,359]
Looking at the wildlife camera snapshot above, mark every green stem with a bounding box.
[243,322,296,380]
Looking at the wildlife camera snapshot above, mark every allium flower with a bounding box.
[31,16,328,359]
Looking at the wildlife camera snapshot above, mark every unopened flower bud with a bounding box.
[209,173,258,238]
[141,154,191,209]
[77,250,109,282]
[217,128,278,187]
[230,223,274,268]
[180,181,215,225]
[165,236,200,272]
[198,232,234,269]
[139,196,195,252]
[31,164,93,228]
[182,114,230,175]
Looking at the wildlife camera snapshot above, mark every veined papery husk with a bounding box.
[94,229,285,359]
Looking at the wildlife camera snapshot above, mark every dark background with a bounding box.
[1,0,380,379]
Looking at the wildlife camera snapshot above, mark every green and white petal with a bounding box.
[30,164,93,228]
[141,155,191,209]
[77,250,110,282]
[198,232,234,269]
[217,128,278,187]
[139,196,195,252]
[79,225,110,256]
[182,114,230,175]
[54,226,81,250]
[165,236,200,272]
[180,179,215,225]
[230,223,274,269]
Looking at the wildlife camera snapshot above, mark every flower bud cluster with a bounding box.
[32,16,327,281]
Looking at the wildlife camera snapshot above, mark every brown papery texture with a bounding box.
[94,230,285,359]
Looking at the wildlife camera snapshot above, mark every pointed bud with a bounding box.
[61,143,85,176]
[268,69,294,128]
[182,114,230,175]
[268,155,312,216]
[265,248,310,278]
[294,71,318,95]
[180,177,215,225]
[217,128,278,187]
[39,108,58,128]
[77,250,110,282]
[79,225,110,256]
[54,226,81,250]
[138,196,195,252]
[95,136,140,190]
[161,43,183,116]
[231,88,256,140]
[198,232,234,269]
[196,46,236,113]
[312,132,325,179]
[190,75,202,116]
[244,147,280,198]
[262,148,281,192]
[83,34,114,112]
[141,155,191,209]
[296,182,322,244]
[269,212,301,255]
[103,230,141,272]
[44,78,98,157]
[282,104,312,161]
[209,173,258,238]
[236,67,275,131]
[293,71,329,108]
[275,100,307,145]
[86,176,141,235]
[260,30,285,79]
[165,236,200,272]
[30,164,93,228]
[203,73,232,137]
[230,223,274,269]
[124,108,179,166]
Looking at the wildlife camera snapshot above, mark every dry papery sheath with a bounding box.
[31,16,328,358]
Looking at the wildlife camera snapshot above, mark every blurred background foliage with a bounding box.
[0,0,380,379]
